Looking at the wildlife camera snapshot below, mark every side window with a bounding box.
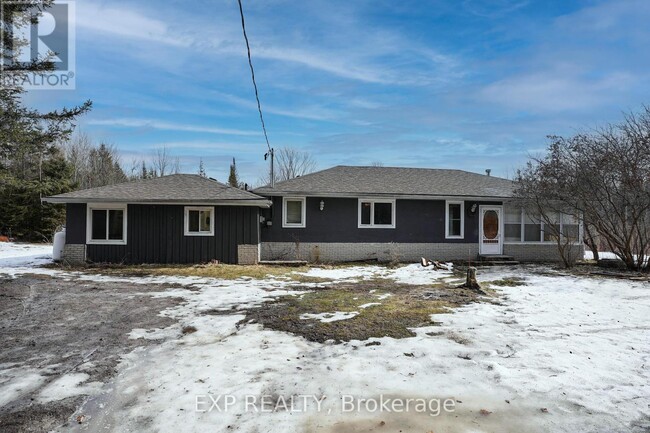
[184,207,214,236]
[87,205,127,244]
[283,197,306,228]
[358,200,395,228]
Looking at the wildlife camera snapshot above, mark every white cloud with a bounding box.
[211,91,341,122]
[462,0,530,18]
[76,2,191,47]
[75,0,461,86]
[87,118,261,136]
[480,71,637,112]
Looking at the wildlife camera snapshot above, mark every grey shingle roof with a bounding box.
[43,174,270,206]
[254,166,515,198]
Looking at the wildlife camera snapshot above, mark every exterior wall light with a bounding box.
[319,200,325,211]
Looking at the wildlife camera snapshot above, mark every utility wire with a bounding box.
[237,0,271,153]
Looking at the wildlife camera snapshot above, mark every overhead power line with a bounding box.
[237,0,271,153]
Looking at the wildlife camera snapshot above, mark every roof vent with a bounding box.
[485,169,491,177]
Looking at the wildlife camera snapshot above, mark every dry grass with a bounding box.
[243,281,481,343]
[486,277,527,287]
[64,262,331,282]
[181,325,198,335]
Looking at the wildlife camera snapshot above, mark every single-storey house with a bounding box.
[43,174,270,264]
[253,166,583,263]
[44,166,583,265]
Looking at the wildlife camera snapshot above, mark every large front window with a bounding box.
[184,206,214,236]
[358,199,395,228]
[87,204,127,244]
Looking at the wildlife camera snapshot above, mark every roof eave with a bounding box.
[41,197,272,208]
[253,190,513,200]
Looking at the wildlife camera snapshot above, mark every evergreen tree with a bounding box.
[0,1,92,240]
[85,143,127,187]
[228,158,240,188]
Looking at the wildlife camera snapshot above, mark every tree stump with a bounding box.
[460,267,487,294]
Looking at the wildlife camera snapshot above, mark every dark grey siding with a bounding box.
[66,203,87,244]
[260,197,501,243]
[65,203,259,264]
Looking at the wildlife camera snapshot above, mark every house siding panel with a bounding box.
[261,197,500,244]
[65,203,86,244]
[65,204,259,264]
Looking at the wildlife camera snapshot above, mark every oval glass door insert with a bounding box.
[483,210,499,239]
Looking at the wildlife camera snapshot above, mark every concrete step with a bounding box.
[478,254,514,261]
[475,260,520,266]
[476,254,519,266]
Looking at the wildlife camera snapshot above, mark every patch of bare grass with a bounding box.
[243,281,484,343]
[51,262,336,282]
[181,325,197,335]
[486,277,527,287]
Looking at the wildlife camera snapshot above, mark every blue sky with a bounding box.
[26,0,650,184]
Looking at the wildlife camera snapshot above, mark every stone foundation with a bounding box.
[260,242,478,263]
[237,244,259,265]
[503,243,584,263]
[62,244,86,264]
[261,242,583,263]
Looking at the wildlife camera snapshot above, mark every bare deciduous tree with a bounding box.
[515,106,650,271]
[153,146,171,177]
[61,131,91,185]
[258,147,316,186]
[59,133,127,189]
[514,163,582,268]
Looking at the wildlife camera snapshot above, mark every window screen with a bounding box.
[543,212,560,242]
[561,213,580,242]
[448,203,462,236]
[108,209,124,240]
[504,207,522,242]
[199,210,211,232]
[374,202,392,225]
[524,213,541,242]
[360,202,371,225]
[187,209,212,233]
[285,200,303,225]
[91,210,107,240]
[188,210,200,232]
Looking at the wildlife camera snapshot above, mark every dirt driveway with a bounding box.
[0,274,184,432]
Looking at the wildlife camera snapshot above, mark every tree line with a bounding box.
[1,117,316,240]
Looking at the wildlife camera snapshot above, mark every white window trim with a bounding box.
[184,206,215,236]
[282,197,306,228]
[445,200,465,239]
[86,203,128,245]
[357,199,396,229]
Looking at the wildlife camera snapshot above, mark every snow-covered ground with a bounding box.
[0,242,53,270]
[1,243,649,432]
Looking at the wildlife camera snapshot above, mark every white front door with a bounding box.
[479,206,503,255]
